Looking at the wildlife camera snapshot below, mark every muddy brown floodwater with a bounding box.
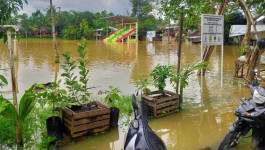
[0,40,252,149]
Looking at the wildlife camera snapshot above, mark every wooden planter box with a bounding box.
[141,90,180,118]
[62,101,111,138]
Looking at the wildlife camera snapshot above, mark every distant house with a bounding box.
[94,28,103,40]
[162,25,179,41]
[33,27,53,37]
[229,16,265,45]
[157,25,165,31]
[187,28,201,43]
[95,27,118,40]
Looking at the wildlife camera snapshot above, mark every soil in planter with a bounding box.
[151,93,170,99]
[70,104,102,113]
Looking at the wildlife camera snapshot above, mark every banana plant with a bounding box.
[0,85,37,146]
[170,61,209,96]
[0,70,8,113]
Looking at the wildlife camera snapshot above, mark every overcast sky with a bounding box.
[19,0,132,16]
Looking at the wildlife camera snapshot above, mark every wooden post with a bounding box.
[168,18,170,44]
[7,30,18,111]
[50,0,59,63]
[7,30,22,145]
[122,18,124,43]
[176,13,183,102]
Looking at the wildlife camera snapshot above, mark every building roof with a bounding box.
[103,16,137,23]
[229,25,265,37]
[188,28,201,37]
[257,16,265,24]
[165,25,178,29]
[95,28,104,31]
[157,25,165,30]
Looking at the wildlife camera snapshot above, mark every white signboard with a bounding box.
[201,14,224,45]
[146,31,156,38]
[201,14,224,89]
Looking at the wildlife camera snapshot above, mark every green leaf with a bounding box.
[59,89,67,95]
[19,84,37,123]
[34,84,45,89]
[0,96,18,122]
[0,75,8,85]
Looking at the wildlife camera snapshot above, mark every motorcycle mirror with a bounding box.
[250,69,256,76]
[131,94,139,110]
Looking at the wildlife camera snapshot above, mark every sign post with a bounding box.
[146,31,156,42]
[201,14,224,90]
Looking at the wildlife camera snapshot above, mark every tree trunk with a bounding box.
[176,13,183,95]
[197,0,228,76]
[236,0,265,81]
[50,0,59,63]
[245,46,260,80]
[16,121,23,146]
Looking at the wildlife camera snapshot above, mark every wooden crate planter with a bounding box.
[62,101,111,138]
[141,90,180,118]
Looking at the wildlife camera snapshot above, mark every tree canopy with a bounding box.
[0,0,27,25]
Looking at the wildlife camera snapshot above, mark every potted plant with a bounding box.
[141,64,179,117]
[150,64,173,91]
[60,42,110,138]
[104,86,122,127]
[35,81,67,140]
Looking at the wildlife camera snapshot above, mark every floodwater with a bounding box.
[0,40,252,149]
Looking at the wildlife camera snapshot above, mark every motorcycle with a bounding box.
[218,69,265,150]
[124,94,167,150]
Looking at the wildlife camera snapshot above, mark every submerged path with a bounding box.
[0,40,251,149]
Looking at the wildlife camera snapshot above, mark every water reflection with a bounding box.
[0,40,253,149]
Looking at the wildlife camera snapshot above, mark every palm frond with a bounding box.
[0,96,18,122]
[19,84,37,123]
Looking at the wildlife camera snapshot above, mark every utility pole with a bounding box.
[50,0,59,63]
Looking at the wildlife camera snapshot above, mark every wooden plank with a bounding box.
[155,110,177,118]
[163,90,177,95]
[156,100,178,109]
[73,119,110,133]
[63,107,74,116]
[73,108,110,120]
[141,94,156,102]
[156,96,178,104]
[64,121,71,130]
[142,99,155,107]
[95,101,110,109]
[73,114,110,126]
[63,112,72,120]
[64,117,71,125]
[63,124,72,136]
[150,90,163,95]
[72,126,109,138]
[156,105,179,114]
